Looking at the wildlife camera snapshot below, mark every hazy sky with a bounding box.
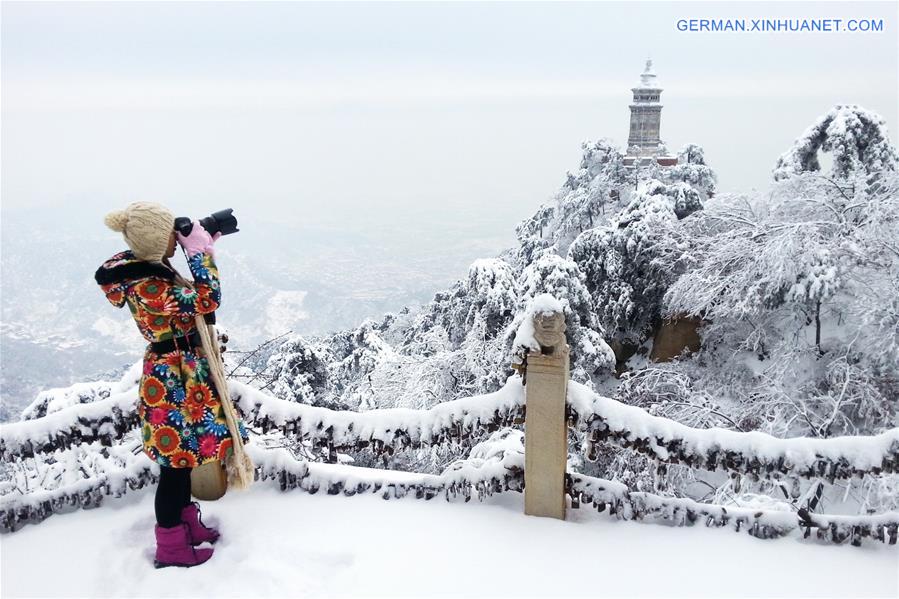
[3,1,897,235]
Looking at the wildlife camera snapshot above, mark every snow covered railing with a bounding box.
[0,439,157,533]
[0,377,526,463]
[0,390,140,462]
[0,430,527,533]
[249,425,898,547]
[566,381,899,482]
[796,508,899,546]
[566,472,898,546]
[248,429,525,503]
[231,378,526,460]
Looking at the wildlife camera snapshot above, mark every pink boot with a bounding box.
[181,502,220,545]
[154,523,214,568]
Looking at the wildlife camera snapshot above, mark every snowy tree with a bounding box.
[664,173,887,355]
[403,258,518,350]
[513,204,555,243]
[568,180,695,347]
[264,334,334,407]
[640,179,704,220]
[570,138,629,188]
[325,321,397,410]
[462,259,519,340]
[773,104,899,182]
[668,143,718,198]
[407,259,523,400]
[513,139,632,259]
[616,364,745,431]
[663,166,899,439]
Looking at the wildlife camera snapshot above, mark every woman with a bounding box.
[94,201,248,568]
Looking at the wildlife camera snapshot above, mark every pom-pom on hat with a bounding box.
[104,201,175,262]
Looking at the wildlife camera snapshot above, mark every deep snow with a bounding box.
[1,482,896,598]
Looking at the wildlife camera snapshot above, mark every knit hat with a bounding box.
[103,201,175,262]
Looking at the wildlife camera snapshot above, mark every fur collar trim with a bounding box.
[94,250,176,285]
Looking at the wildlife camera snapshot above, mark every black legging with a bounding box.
[155,466,193,528]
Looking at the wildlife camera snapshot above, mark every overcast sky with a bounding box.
[2,1,896,235]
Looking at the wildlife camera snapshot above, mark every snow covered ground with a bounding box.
[2,482,896,598]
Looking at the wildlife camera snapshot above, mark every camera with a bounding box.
[173,208,239,237]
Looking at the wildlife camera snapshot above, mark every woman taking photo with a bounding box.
[94,201,249,568]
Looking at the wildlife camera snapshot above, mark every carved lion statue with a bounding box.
[533,311,566,354]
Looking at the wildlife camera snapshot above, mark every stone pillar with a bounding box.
[523,310,570,520]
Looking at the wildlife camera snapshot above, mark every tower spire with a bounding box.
[639,58,657,87]
[626,59,665,160]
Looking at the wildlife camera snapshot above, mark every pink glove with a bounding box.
[176,221,222,259]
[207,231,222,259]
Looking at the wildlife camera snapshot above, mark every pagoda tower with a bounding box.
[625,59,677,166]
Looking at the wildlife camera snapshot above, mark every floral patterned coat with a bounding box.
[95,249,248,468]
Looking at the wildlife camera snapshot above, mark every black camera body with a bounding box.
[174,208,239,237]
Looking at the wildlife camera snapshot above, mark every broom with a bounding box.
[167,255,255,494]
[194,313,255,490]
